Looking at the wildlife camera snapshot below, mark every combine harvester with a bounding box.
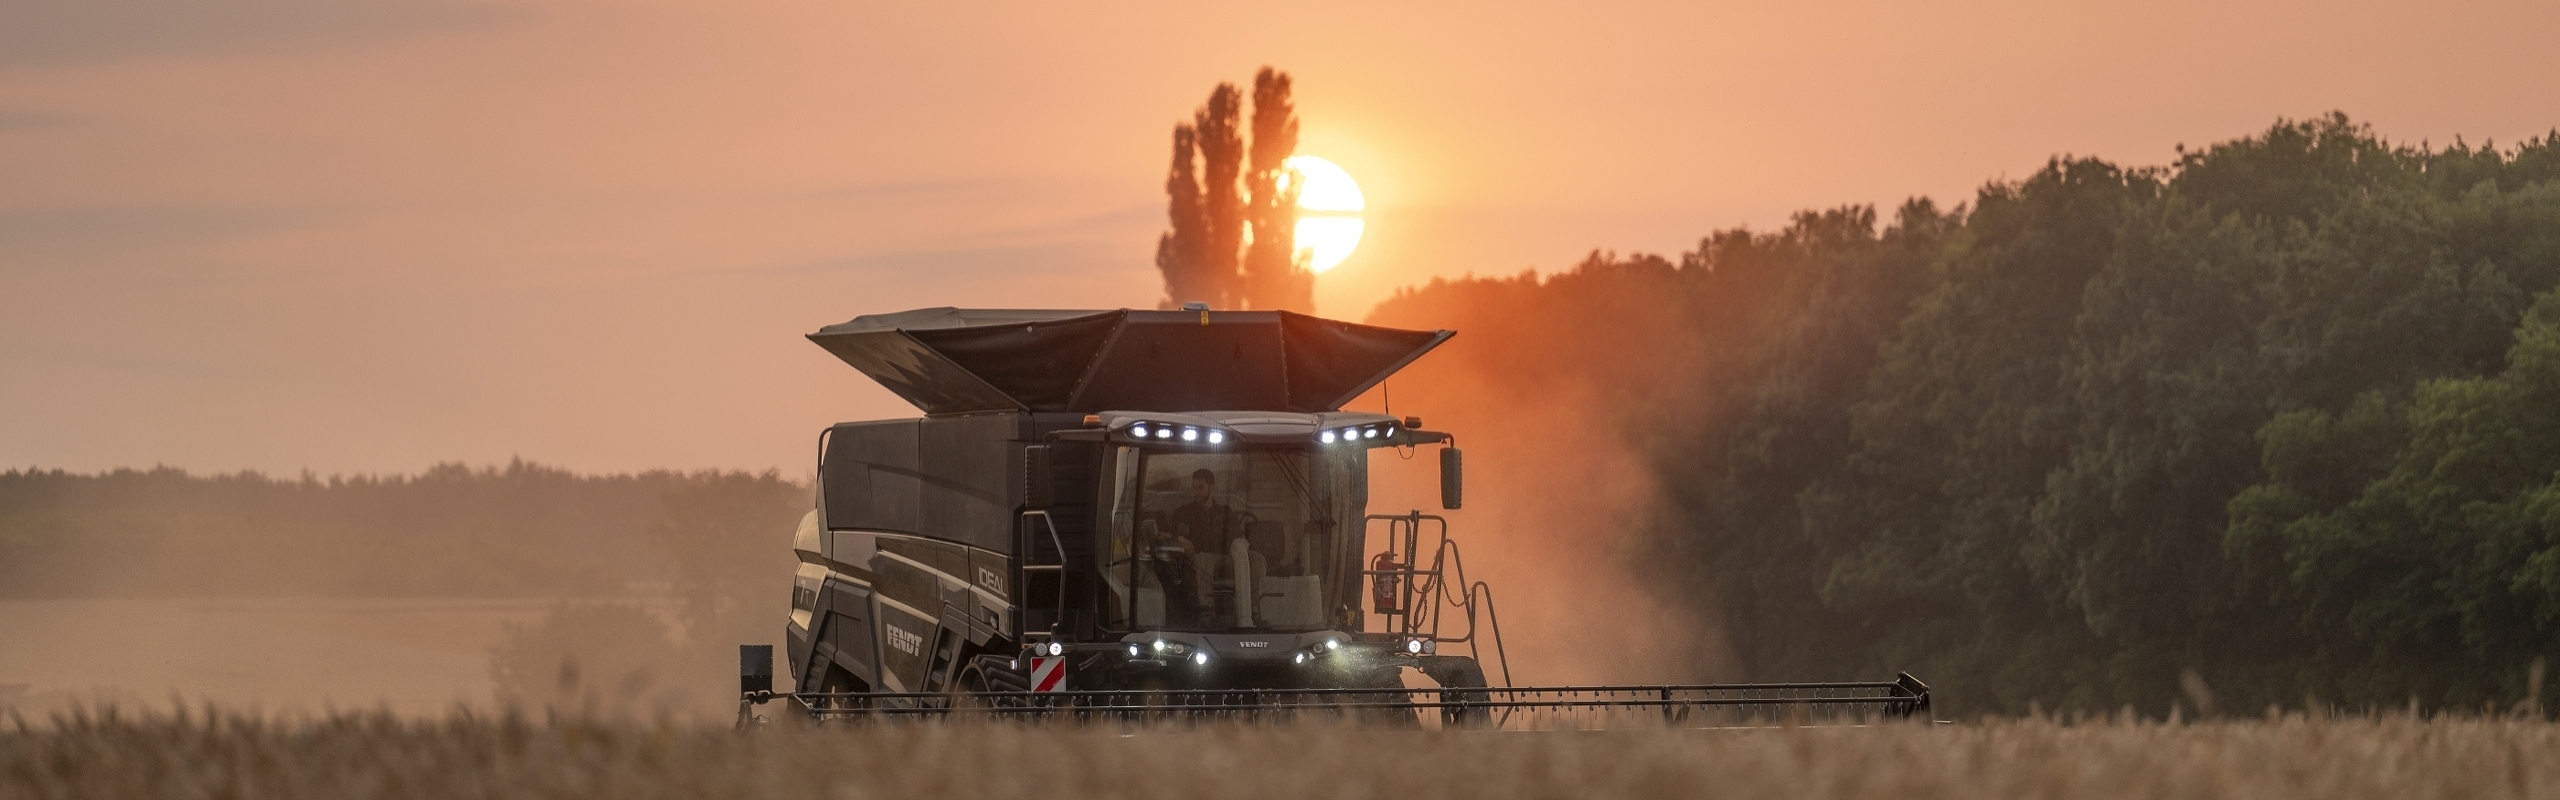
[739,306,1930,728]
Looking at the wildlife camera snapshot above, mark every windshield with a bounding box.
[1098,444,1365,633]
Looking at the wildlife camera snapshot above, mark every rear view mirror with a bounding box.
[1439,447,1463,510]
[1025,445,1055,511]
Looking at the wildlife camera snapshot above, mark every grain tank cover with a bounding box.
[810,307,1453,415]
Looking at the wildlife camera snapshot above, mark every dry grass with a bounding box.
[6,709,2557,799]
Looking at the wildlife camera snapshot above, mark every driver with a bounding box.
[1166,468,1239,553]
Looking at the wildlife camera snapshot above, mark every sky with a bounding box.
[5,0,2558,477]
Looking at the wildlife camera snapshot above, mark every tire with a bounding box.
[960,655,1035,716]
[1405,656,1494,729]
[1434,670,1493,729]
[976,655,1033,692]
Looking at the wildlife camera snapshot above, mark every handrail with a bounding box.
[1361,511,1509,686]
[1017,510,1071,640]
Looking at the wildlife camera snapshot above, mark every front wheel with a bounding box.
[1410,656,1494,728]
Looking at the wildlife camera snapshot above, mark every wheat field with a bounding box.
[7,708,2558,800]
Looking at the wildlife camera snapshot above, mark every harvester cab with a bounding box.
[1022,408,1492,695]
[740,306,1931,728]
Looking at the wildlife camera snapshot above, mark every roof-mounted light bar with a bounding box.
[1321,422,1398,445]
[1120,420,1229,446]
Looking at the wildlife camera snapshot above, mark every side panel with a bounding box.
[785,624,812,689]
[822,531,879,584]
[874,538,944,617]
[967,548,1011,635]
[821,413,1029,554]
[875,602,937,692]
[810,412,1100,646]
[784,560,825,685]
[922,538,971,619]
[918,413,1023,553]
[822,420,922,534]
[801,578,879,691]
[869,537,941,691]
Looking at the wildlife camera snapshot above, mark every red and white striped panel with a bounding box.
[1028,656,1066,693]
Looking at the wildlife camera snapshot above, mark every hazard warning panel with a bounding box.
[1028,656,1066,692]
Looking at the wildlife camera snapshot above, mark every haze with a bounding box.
[5,0,2556,476]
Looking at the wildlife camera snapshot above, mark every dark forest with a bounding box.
[1368,114,2560,717]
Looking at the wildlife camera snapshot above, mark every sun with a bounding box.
[1285,155,1364,273]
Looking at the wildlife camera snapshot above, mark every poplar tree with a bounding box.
[1194,83,1246,308]
[1242,68,1312,312]
[1152,124,1211,309]
[1154,68,1305,311]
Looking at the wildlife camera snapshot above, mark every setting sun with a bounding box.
[1287,155,1364,273]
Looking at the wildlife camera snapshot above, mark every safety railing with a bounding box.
[1362,511,1511,686]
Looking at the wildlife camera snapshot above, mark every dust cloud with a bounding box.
[1357,265,1743,685]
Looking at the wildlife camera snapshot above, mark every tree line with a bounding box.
[0,460,802,602]
[1367,114,2560,717]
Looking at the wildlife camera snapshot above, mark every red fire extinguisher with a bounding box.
[1371,551,1402,614]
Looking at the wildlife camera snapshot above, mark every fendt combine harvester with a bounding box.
[738,307,1930,729]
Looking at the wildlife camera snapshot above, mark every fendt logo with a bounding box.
[885,624,924,656]
[976,567,1004,594]
[1239,641,1268,648]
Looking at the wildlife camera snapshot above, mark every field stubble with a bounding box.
[6,708,2558,800]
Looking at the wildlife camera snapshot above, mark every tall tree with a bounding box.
[1155,69,1304,311]
[1153,124,1211,309]
[1194,83,1246,307]
[1242,68,1311,311]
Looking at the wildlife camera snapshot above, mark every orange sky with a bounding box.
[4,0,2557,476]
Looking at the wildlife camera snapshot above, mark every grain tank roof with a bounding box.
[810,307,1453,415]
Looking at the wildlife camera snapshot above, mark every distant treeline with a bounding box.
[0,461,804,602]
[1369,114,2560,717]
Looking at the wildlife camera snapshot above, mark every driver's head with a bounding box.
[1190,469,1216,502]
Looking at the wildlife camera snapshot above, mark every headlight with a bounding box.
[1181,427,1199,442]
[1320,430,1336,444]
[1191,651,1210,666]
[1154,427,1172,439]
[1406,639,1424,654]
[1131,424,1149,439]
[1294,652,1308,665]
[1045,641,1065,656]
[1127,644,1142,658]
[1207,430,1226,444]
